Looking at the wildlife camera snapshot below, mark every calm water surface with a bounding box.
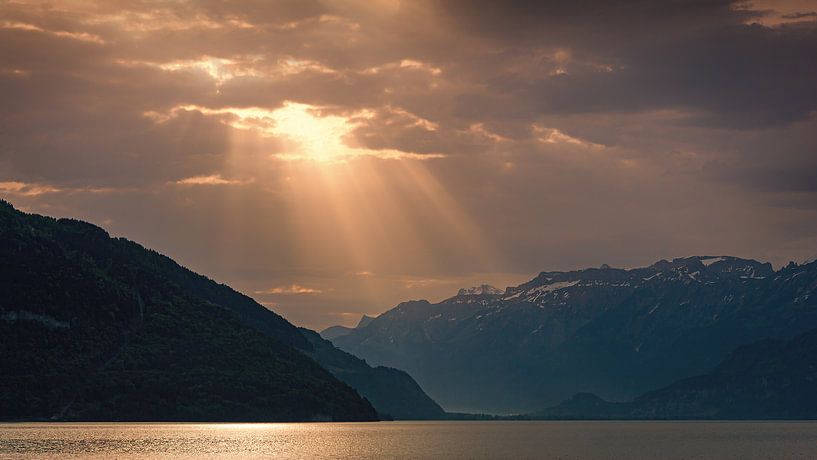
[1,421,816,459]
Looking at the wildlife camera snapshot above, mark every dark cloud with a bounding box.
[433,2,817,128]
[782,11,817,18]
[703,117,817,193]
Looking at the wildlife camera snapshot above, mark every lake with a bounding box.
[1,421,816,459]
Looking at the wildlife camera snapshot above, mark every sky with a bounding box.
[2,0,817,330]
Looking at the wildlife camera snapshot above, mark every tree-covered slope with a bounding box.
[300,328,445,420]
[0,200,377,421]
[536,325,817,419]
[631,326,817,419]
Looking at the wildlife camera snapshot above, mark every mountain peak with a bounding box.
[356,314,375,328]
[457,284,503,296]
[690,255,774,278]
[645,256,773,278]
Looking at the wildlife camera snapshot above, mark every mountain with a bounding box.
[300,328,445,420]
[313,316,445,419]
[457,285,503,296]
[537,325,817,419]
[0,200,440,421]
[320,314,376,340]
[357,314,375,328]
[331,256,817,413]
[533,393,633,420]
[0,200,376,421]
[320,325,355,340]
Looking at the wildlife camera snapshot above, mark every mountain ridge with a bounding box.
[331,255,817,413]
[319,314,377,341]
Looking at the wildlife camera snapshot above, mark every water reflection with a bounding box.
[1,421,817,459]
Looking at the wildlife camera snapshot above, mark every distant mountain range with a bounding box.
[0,200,443,421]
[330,256,817,414]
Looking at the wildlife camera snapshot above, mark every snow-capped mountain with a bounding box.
[331,256,817,414]
[457,285,504,296]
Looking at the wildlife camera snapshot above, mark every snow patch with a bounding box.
[701,256,725,267]
[502,291,523,301]
[528,280,580,295]
[457,284,503,296]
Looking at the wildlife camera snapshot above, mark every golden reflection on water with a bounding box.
[2,421,817,459]
[202,423,285,430]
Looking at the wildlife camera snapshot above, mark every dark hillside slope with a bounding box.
[537,325,817,419]
[632,326,817,419]
[0,200,376,421]
[300,328,445,420]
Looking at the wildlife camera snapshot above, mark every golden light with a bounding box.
[161,102,440,163]
[271,103,357,162]
[267,103,442,162]
[144,99,502,310]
